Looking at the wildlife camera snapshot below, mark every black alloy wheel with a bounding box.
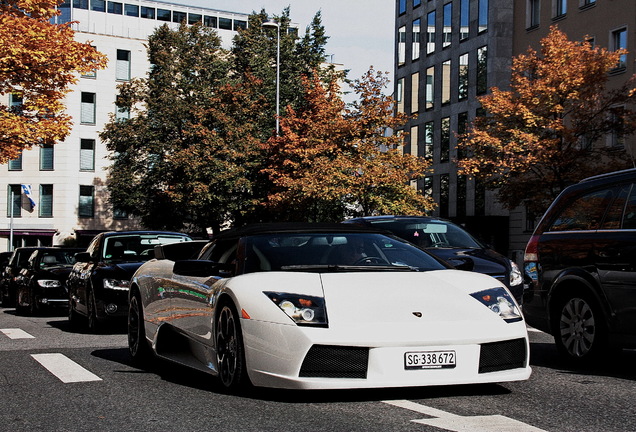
[554,293,607,364]
[215,303,247,390]
[128,290,151,363]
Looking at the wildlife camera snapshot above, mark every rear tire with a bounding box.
[553,292,607,364]
[128,290,152,364]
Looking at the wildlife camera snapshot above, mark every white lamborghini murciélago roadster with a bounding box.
[128,223,531,391]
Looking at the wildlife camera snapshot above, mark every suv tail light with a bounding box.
[524,235,539,262]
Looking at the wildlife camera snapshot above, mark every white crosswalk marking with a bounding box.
[31,353,102,383]
[1,328,35,339]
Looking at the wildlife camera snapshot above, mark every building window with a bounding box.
[457,175,466,218]
[113,207,128,219]
[410,126,418,156]
[411,72,419,113]
[234,20,247,31]
[40,145,54,170]
[140,6,155,19]
[610,107,626,148]
[477,46,488,95]
[441,60,451,104]
[157,8,171,21]
[412,18,421,61]
[73,0,89,10]
[107,1,122,14]
[458,53,469,100]
[457,112,468,159]
[423,176,433,200]
[398,26,406,66]
[426,11,436,55]
[124,4,138,16]
[553,0,567,18]
[580,0,595,8]
[188,13,202,24]
[116,49,131,81]
[396,78,405,113]
[443,2,452,48]
[7,185,22,217]
[90,0,105,12]
[440,174,449,218]
[9,93,23,108]
[399,0,406,15]
[528,0,540,29]
[414,0,421,6]
[441,117,450,162]
[80,139,95,171]
[204,16,217,28]
[424,121,434,160]
[8,152,22,171]
[39,185,53,217]
[460,0,469,40]
[80,92,96,124]
[611,27,627,69]
[79,185,95,218]
[173,11,186,23]
[81,46,97,78]
[478,0,488,32]
[426,66,435,110]
[219,17,232,30]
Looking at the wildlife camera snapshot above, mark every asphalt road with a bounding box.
[0,307,634,432]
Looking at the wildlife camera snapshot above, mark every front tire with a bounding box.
[553,293,607,364]
[128,290,152,364]
[215,303,247,391]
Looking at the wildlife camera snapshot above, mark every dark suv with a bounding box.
[523,168,636,363]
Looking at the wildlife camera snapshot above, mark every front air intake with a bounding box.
[299,345,369,378]
[479,338,527,373]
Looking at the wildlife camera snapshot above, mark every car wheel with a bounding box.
[29,292,39,316]
[215,303,247,391]
[553,293,607,364]
[15,291,27,315]
[128,290,152,364]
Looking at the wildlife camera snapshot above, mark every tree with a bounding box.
[0,0,106,163]
[457,26,636,215]
[262,69,435,222]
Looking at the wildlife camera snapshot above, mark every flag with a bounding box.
[21,184,36,210]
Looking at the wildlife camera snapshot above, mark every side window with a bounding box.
[549,188,614,231]
[622,184,636,229]
[601,184,631,229]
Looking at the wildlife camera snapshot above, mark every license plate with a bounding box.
[404,350,456,369]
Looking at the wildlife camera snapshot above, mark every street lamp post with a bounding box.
[262,19,280,136]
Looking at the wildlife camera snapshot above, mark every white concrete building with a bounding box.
[1,0,249,249]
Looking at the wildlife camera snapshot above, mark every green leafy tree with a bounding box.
[458,26,636,215]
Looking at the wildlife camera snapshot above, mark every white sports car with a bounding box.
[128,223,531,391]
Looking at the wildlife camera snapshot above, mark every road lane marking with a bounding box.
[383,399,547,432]
[31,353,102,383]
[1,328,35,339]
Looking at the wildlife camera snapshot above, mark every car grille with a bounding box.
[478,338,527,373]
[299,345,369,379]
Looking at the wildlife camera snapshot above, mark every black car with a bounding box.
[67,231,192,331]
[344,216,523,303]
[0,247,41,307]
[523,168,636,364]
[14,248,83,315]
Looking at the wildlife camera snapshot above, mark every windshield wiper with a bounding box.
[279,264,416,272]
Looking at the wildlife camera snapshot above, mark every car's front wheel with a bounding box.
[128,290,152,364]
[554,292,607,364]
[215,303,247,391]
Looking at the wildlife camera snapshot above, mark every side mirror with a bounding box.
[74,252,92,263]
[173,260,221,277]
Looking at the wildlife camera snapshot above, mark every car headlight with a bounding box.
[509,260,523,286]
[37,279,61,288]
[471,287,522,323]
[103,278,130,291]
[264,292,328,327]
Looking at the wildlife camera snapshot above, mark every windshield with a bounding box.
[365,219,482,249]
[103,234,190,262]
[39,250,79,268]
[242,233,447,274]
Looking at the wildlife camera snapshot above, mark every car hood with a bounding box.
[104,261,146,276]
[425,248,508,276]
[38,266,74,279]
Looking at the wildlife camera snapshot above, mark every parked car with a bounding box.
[523,168,636,364]
[14,248,83,315]
[128,223,530,391]
[343,216,524,303]
[67,231,192,331]
[0,247,41,307]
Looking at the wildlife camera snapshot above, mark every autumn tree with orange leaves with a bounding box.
[0,0,106,163]
[458,26,636,215]
[262,69,434,222]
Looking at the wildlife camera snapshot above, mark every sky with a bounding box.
[174,0,395,94]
